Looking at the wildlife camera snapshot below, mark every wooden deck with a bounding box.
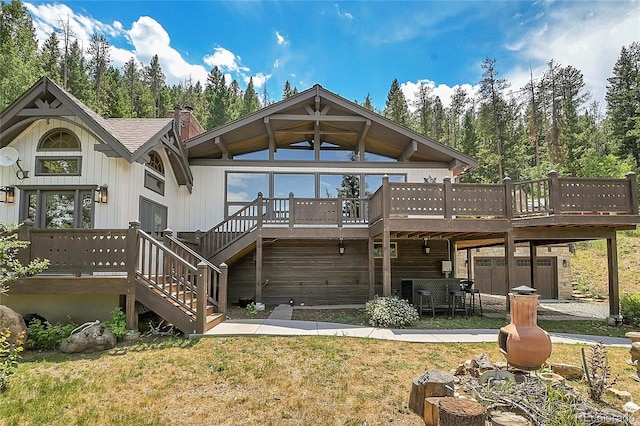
[9,172,639,324]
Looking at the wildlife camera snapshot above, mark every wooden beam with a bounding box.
[17,108,73,116]
[512,226,617,240]
[269,114,368,122]
[264,117,275,160]
[273,130,357,135]
[358,120,371,161]
[402,140,418,162]
[607,234,620,319]
[8,276,130,294]
[215,136,229,160]
[529,241,538,292]
[504,232,516,312]
[255,236,263,302]
[368,237,375,299]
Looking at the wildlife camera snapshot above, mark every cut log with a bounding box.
[423,397,446,426]
[490,411,532,426]
[438,397,486,426]
[408,369,454,416]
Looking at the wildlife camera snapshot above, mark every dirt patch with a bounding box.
[225,304,274,320]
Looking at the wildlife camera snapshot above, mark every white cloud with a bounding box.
[400,80,479,111]
[273,59,280,68]
[335,4,354,21]
[505,2,640,107]
[275,31,289,46]
[243,73,272,88]
[203,46,249,74]
[25,3,208,87]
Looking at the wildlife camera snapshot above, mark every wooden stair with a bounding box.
[135,278,223,334]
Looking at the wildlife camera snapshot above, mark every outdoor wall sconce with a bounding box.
[339,239,345,255]
[95,185,108,204]
[0,186,15,204]
[423,238,431,254]
[563,259,569,267]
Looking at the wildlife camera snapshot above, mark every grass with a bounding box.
[2,336,638,425]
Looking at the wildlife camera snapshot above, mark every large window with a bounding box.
[36,129,82,177]
[144,151,165,195]
[21,188,94,229]
[38,129,81,151]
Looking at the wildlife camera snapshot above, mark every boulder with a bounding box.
[606,388,632,403]
[0,305,27,345]
[630,342,640,363]
[550,362,584,380]
[60,321,116,353]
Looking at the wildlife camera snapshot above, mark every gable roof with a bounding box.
[0,77,193,190]
[186,84,477,175]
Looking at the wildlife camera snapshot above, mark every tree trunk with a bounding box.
[408,369,454,416]
[438,397,486,426]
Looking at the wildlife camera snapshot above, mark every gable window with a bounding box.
[144,151,165,195]
[36,129,82,177]
[38,129,81,151]
[35,156,81,176]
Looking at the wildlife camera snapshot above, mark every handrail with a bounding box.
[164,231,222,307]
[199,196,261,258]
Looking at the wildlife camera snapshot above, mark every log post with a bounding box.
[408,369,454,417]
[438,397,486,426]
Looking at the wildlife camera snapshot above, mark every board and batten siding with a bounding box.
[178,164,453,233]
[0,118,184,231]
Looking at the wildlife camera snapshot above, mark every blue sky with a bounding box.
[25,1,639,110]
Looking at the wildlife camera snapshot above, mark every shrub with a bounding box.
[365,296,419,328]
[106,307,128,341]
[0,329,22,391]
[26,319,77,350]
[621,293,640,327]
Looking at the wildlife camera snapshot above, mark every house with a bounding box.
[0,77,638,335]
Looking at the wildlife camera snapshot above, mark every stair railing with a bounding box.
[163,229,226,314]
[199,194,262,259]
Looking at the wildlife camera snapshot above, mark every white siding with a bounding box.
[0,118,178,229]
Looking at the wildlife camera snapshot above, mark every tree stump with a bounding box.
[438,397,486,426]
[408,369,454,416]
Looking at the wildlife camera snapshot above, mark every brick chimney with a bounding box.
[166,106,205,143]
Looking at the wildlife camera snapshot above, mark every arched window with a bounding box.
[38,129,81,151]
[144,151,165,195]
[146,151,164,176]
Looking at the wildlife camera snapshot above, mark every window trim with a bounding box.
[38,128,81,151]
[18,186,96,229]
[35,156,82,176]
[144,170,165,196]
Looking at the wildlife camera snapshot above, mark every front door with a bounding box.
[139,197,167,238]
[21,188,94,229]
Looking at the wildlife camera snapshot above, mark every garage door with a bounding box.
[474,257,557,298]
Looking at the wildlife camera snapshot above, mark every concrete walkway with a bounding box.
[202,318,629,347]
[200,300,630,346]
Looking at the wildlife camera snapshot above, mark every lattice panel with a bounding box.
[389,185,444,216]
[451,184,505,216]
[30,231,128,272]
[559,179,632,212]
[294,200,339,223]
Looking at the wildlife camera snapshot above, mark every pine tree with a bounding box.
[478,58,510,181]
[606,42,640,170]
[362,93,374,111]
[40,32,61,83]
[144,54,166,118]
[87,32,111,114]
[449,87,468,149]
[65,39,92,105]
[241,77,260,116]
[0,0,41,108]
[384,78,410,125]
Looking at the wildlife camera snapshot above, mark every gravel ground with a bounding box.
[481,294,611,319]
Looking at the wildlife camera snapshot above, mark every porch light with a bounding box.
[339,239,345,255]
[0,186,14,204]
[423,239,431,254]
[95,185,108,204]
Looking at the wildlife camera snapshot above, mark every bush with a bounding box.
[26,319,77,350]
[0,329,22,391]
[621,293,640,327]
[365,296,419,328]
[106,307,128,341]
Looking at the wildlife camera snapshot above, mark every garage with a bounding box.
[474,257,558,299]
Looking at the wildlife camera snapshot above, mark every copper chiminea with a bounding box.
[498,285,552,370]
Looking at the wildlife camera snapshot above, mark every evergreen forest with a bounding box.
[1,0,638,184]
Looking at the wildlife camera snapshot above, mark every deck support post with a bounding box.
[504,232,516,313]
[607,233,621,322]
[529,241,538,291]
[219,263,228,315]
[196,261,209,334]
[255,236,263,303]
[368,236,375,299]
[126,220,141,331]
[382,176,392,297]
